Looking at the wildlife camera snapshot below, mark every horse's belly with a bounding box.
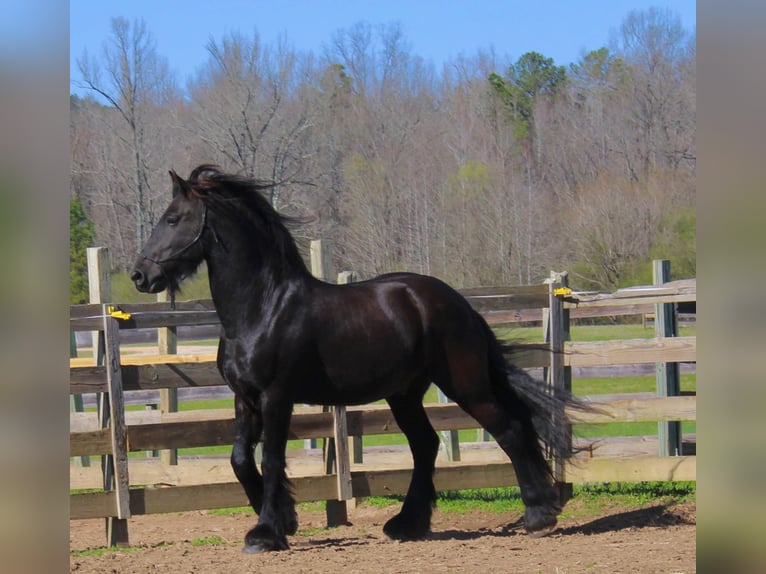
[295,362,423,406]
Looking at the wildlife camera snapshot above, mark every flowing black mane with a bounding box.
[187,164,308,274]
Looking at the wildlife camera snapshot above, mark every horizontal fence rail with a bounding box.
[70,260,696,544]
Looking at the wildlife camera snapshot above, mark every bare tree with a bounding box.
[69,9,695,287]
[186,30,324,224]
[612,7,696,179]
[75,17,179,268]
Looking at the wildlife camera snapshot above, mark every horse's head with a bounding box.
[130,170,207,294]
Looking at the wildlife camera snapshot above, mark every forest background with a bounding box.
[69,7,695,303]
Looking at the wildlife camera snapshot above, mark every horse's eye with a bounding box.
[166,215,180,226]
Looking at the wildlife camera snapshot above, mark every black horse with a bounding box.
[131,165,577,553]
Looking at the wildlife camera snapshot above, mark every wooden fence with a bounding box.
[69,248,696,546]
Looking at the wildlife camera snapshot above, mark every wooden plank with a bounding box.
[70,361,225,394]
[120,353,218,366]
[72,431,697,491]
[72,450,326,490]
[73,408,235,432]
[70,429,111,456]
[459,284,549,298]
[484,303,659,322]
[72,464,519,519]
[465,293,550,312]
[72,411,339,455]
[568,303,654,320]
[71,475,339,519]
[570,396,696,423]
[69,409,128,432]
[482,308,543,324]
[71,455,695,519]
[69,365,107,392]
[568,293,694,309]
[80,337,686,395]
[69,280,695,331]
[70,394,696,457]
[70,491,117,520]
[566,456,696,483]
[128,419,236,451]
[565,337,696,367]
[70,300,219,332]
[70,346,546,395]
[574,434,697,459]
[503,345,550,369]
[71,459,234,490]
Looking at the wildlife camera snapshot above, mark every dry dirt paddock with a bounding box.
[70,498,695,573]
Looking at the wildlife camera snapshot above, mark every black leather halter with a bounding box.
[140,204,208,265]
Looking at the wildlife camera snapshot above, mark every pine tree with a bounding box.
[70,195,95,304]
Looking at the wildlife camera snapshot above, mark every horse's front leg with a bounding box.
[242,394,296,553]
[230,395,264,515]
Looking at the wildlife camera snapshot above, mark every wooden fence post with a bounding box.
[310,240,351,527]
[87,247,110,365]
[101,304,131,546]
[437,389,461,461]
[86,247,129,543]
[156,290,179,464]
[653,260,682,456]
[307,240,332,451]
[545,272,573,506]
[337,271,364,466]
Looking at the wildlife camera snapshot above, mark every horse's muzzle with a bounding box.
[130,264,166,293]
[130,268,148,291]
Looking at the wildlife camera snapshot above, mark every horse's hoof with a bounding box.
[284,510,299,536]
[383,513,430,541]
[243,525,289,553]
[527,524,557,538]
[523,505,558,537]
[241,542,269,554]
[242,538,289,553]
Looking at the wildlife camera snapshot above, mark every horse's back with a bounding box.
[302,271,484,402]
[373,272,479,326]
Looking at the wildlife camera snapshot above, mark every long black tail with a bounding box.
[481,320,592,465]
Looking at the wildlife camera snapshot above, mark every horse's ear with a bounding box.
[169,170,190,198]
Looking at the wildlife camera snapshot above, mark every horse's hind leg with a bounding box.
[383,389,440,540]
[435,345,560,536]
[457,394,561,536]
[231,395,297,538]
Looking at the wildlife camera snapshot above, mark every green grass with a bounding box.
[362,481,695,517]
[190,535,228,546]
[71,544,160,558]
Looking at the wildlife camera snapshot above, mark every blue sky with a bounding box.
[70,1,696,97]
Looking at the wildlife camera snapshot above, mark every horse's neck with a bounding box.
[205,242,310,337]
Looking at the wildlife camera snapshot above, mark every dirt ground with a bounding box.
[70,498,695,573]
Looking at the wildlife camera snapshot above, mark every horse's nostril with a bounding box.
[130,270,144,284]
